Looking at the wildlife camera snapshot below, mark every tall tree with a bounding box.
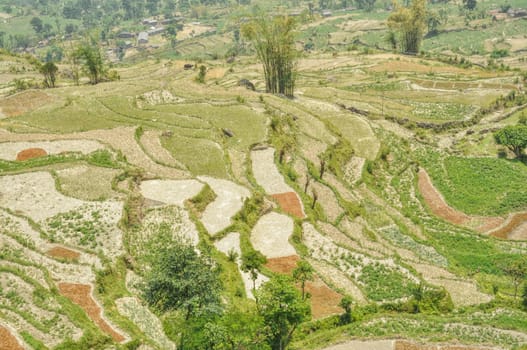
[75,42,105,84]
[39,61,58,88]
[494,125,527,158]
[242,12,298,97]
[292,260,314,300]
[387,0,427,54]
[30,16,44,34]
[255,275,311,350]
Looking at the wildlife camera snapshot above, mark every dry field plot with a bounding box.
[56,165,122,201]
[0,325,24,350]
[140,179,204,206]
[198,176,250,235]
[251,212,296,259]
[116,297,175,350]
[0,90,53,117]
[251,148,294,194]
[0,140,104,160]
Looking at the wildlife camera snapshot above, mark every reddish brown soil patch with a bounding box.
[58,283,125,342]
[271,192,305,219]
[265,255,300,274]
[266,255,342,319]
[16,148,47,161]
[306,279,343,319]
[47,246,80,261]
[418,169,504,233]
[489,212,527,239]
[0,326,24,350]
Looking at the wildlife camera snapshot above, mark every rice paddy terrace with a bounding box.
[1,46,527,350]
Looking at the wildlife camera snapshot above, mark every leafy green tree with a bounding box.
[242,12,298,97]
[255,275,311,350]
[387,0,427,54]
[463,0,477,10]
[143,238,223,320]
[30,16,44,34]
[75,42,105,84]
[494,125,527,158]
[338,295,353,324]
[522,284,527,310]
[39,61,58,88]
[241,250,267,292]
[501,257,527,299]
[292,260,314,300]
[356,0,376,11]
[197,65,207,83]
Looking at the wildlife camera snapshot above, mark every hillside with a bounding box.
[1,1,527,350]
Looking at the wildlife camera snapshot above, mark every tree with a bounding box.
[463,0,477,10]
[30,16,44,34]
[39,61,58,88]
[356,0,376,11]
[494,125,527,158]
[241,250,267,292]
[523,284,527,310]
[338,295,353,324]
[255,275,311,350]
[292,260,314,300]
[501,258,527,299]
[75,42,105,84]
[242,12,298,97]
[143,238,223,320]
[387,0,427,54]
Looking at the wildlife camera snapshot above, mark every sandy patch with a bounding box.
[0,325,24,350]
[214,232,268,299]
[251,148,294,194]
[137,90,184,107]
[16,148,47,161]
[46,246,81,261]
[140,130,186,169]
[0,140,104,161]
[140,179,204,206]
[0,172,84,222]
[116,297,175,350]
[271,192,305,219]
[58,283,126,342]
[198,176,250,235]
[322,340,394,350]
[251,212,296,259]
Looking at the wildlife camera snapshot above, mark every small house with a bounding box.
[138,32,149,45]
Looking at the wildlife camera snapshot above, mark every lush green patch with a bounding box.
[425,155,527,215]
[358,264,418,301]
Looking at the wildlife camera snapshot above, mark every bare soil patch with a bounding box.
[321,340,394,350]
[265,255,343,319]
[58,283,125,342]
[489,212,527,240]
[0,325,24,350]
[251,148,294,194]
[265,255,300,274]
[47,246,81,261]
[417,169,504,233]
[16,148,47,161]
[271,192,305,219]
[140,179,204,206]
[395,340,496,350]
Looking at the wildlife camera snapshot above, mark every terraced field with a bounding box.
[1,40,527,350]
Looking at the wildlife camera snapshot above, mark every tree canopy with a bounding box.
[39,61,58,88]
[387,0,427,54]
[494,125,527,158]
[255,275,311,350]
[242,12,298,97]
